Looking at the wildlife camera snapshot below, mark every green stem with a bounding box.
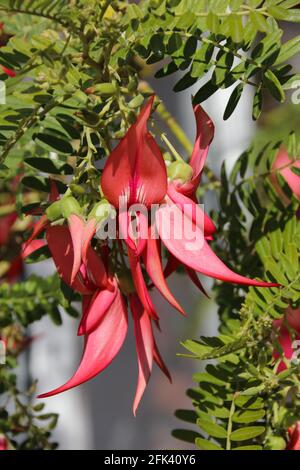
[226,394,237,450]
[0,94,71,164]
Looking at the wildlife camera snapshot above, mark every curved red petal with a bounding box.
[78,285,117,335]
[68,214,85,284]
[22,239,47,259]
[190,105,214,181]
[130,294,154,416]
[167,183,216,239]
[156,200,279,287]
[38,288,128,398]
[153,337,172,383]
[142,230,185,315]
[22,215,48,252]
[102,96,167,207]
[127,247,159,320]
[46,225,91,294]
[185,266,209,298]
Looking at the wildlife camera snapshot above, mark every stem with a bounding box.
[0,6,72,30]
[0,96,70,164]
[226,394,237,450]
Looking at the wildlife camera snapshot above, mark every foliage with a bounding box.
[174,134,300,450]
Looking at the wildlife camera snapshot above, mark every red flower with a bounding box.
[286,423,300,450]
[101,97,277,318]
[1,65,15,77]
[273,306,300,373]
[270,148,300,202]
[0,436,8,451]
[33,97,279,414]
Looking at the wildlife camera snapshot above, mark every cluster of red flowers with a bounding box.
[0,177,24,284]
[23,97,279,413]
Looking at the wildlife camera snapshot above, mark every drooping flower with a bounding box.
[35,221,170,414]
[33,96,279,414]
[102,96,278,298]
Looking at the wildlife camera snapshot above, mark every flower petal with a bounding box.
[130,294,154,416]
[167,183,216,239]
[153,337,172,383]
[46,225,92,294]
[78,285,117,335]
[142,230,185,315]
[127,247,159,320]
[22,215,48,253]
[101,96,167,207]
[22,239,47,259]
[156,200,279,287]
[38,288,128,398]
[68,214,85,285]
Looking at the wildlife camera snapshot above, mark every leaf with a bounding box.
[25,157,73,175]
[197,417,227,438]
[230,426,265,441]
[35,133,73,154]
[232,409,265,424]
[183,36,198,58]
[228,14,244,43]
[195,438,223,450]
[172,429,201,443]
[223,84,244,120]
[252,86,263,121]
[264,70,285,102]
[275,36,300,65]
[249,11,269,32]
[173,73,197,92]
[175,409,198,424]
[192,80,219,105]
[233,445,262,450]
[167,33,182,54]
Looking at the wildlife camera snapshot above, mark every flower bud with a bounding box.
[45,200,62,221]
[91,83,118,96]
[70,183,87,196]
[60,197,82,219]
[88,199,112,222]
[167,161,193,183]
[265,436,286,450]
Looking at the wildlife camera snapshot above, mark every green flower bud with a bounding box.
[127,75,138,93]
[60,197,82,219]
[70,183,87,196]
[92,83,118,96]
[265,436,286,450]
[88,199,112,222]
[45,200,62,222]
[167,161,193,183]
